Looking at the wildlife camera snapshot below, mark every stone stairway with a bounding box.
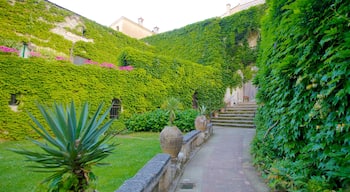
[211,102,258,128]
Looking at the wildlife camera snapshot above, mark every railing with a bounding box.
[115,124,213,192]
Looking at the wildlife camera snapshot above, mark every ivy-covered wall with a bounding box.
[143,5,266,87]
[0,0,265,141]
[0,54,222,140]
[117,47,224,110]
[0,0,153,64]
[252,0,349,190]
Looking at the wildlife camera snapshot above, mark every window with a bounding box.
[192,92,198,109]
[9,94,18,105]
[110,99,121,119]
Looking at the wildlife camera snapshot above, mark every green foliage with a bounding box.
[72,19,153,64]
[173,109,199,132]
[125,109,198,133]
[0,132,161,191]
[198,105,207,116]
[11,101,116,191]
[162,97,183,126]
[0,0,152,63]
[143,5,266,87]
[143,18,223,66]
[125,109,168,132]
[0,0,263,141]
[252,0,350,191]
[105,119,127,135]
[0,54,221,140]
[117,47,225,113]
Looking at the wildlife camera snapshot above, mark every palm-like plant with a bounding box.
[162,97,182,126]
[195,104,208,131]
[11,101,116,192]
[198,105,207,116]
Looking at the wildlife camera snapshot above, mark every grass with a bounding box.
[0,132,161,192]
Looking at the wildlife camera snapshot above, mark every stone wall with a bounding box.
[51,15,93,43]
[115,124,213,192]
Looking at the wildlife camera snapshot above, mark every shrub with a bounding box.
[174,109,199,132]
[125,109,198,133]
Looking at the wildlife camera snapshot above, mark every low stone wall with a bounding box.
[115,123,213,192]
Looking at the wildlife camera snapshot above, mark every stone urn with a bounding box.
[160,125,183,158]
[195,115,207,131]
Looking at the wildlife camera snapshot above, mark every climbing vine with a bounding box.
[0,0,265,141]
[252,0,350,190]
[143,5,266,87]
[0,51,222,140]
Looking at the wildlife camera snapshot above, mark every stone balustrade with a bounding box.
[115,123,213,192]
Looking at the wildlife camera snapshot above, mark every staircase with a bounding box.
[211,102,257,128]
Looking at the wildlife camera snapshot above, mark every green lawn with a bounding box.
[0,132,161,192]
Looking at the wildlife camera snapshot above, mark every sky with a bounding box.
[49,0,241,33]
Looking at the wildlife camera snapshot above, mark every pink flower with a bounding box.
[118,65,134,71]
[0,46,18,53]
[30,51,41,57]
[100,62,116,69]
[56,56,67,61]
[84,59,99,65]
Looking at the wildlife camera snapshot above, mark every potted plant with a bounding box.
[195,105,207,131]
[159,97,183,159]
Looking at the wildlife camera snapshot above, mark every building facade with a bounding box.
[110,17,158,39]
[222,0,265,17]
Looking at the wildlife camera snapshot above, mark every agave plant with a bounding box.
[11,101,116,192]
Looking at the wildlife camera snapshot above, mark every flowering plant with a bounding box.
[55,56,68,61]
[100,62,116,69]
[118,65,134,71]
[30,51,41,57]
[0,45,18,53]
[84,59,99,65]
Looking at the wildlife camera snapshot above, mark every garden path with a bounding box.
[174,126,269,192]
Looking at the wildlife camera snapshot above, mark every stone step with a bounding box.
[220,111,256,115]
[211,122,255,128]
[211,119,254,124]
[215,114,254,117]
[214,116,255,120]
[228,103,257,106]
[229,104,257,108]
[212,102,258,129]
[225,109,257,112]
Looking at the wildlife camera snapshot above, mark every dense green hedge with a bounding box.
[0,51,222,140]
[125,109,198,133]
[143,5,266,87]
[143,18,224,66]
[252,0,350,191]
[118,47,225,111]
[0,0,265,141]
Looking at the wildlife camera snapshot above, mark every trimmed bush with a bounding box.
[125,109,198,133]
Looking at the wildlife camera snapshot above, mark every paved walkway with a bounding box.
[174,127,270,192]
